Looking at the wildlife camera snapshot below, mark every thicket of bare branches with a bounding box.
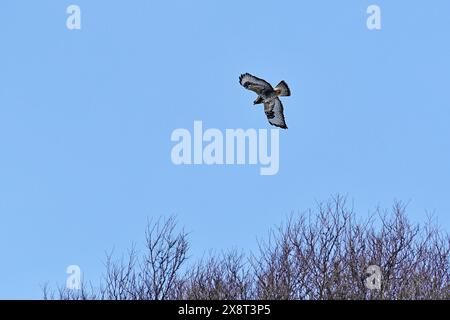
[44,197,450,300]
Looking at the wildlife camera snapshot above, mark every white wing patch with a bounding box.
[264,98,287,129]
[239,73,273,95]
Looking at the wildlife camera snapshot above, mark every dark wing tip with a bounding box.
[273,123,288,129]
[267,117,288,129]
[239,73,250,84]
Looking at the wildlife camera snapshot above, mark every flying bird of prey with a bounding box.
[239,73,291,129]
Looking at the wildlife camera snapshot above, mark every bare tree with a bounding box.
[182,250,253,300]
[45,197,450,300]
[251,197,449,300]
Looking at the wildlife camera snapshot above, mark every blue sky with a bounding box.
[0,0,449,299]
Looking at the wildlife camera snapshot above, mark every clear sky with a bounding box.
[0,0,449,299]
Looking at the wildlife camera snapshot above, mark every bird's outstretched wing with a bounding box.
[239,73,273,95]
[264,98,288,129]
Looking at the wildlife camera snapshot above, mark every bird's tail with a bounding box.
[275,81,291,97]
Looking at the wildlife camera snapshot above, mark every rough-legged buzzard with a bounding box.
[239,73,291,129]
